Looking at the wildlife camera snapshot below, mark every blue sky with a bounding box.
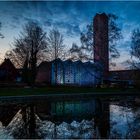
[0,1,140,69]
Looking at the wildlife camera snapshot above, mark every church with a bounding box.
[36,13,109,86]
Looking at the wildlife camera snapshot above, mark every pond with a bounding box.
[0,96,140,139]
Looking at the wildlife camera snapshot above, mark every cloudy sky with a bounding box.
[0,1,140,70]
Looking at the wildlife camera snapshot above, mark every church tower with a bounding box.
[93,13,109,80]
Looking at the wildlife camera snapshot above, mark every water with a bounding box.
[0,96,140,139]
[110,104,140,139]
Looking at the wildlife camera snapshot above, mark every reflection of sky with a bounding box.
[110,104,140,138]
[0,1,140,69]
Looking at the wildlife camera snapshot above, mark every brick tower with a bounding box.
[93,13,109,80]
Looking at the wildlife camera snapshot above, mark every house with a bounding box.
[0,59,19,82]
[109,70,140,86]
[36,61,51,84]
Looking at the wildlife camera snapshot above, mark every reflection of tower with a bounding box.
[93,13,109,80]
[94,99,110,138]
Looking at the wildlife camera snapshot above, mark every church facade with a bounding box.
[36,59,101,86]
[51,59,101,86]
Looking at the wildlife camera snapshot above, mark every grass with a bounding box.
[0,86,139,96]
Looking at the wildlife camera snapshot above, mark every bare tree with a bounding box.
[69,43,92,62]
[130,28,140,69]
[0,22,4,39]
[108,14,122,60]
[6,38,30,68]
[5,21,47,84]
[46,28,66,84]
[129,28,140,87]
[0,22,4,61]
[46,28,66,61]
[69,24,93,62]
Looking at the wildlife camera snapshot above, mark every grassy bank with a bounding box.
[0,86,139,96]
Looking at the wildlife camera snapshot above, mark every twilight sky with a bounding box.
[0,1,140,70]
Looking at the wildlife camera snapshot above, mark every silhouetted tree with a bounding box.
[69,14,122,67]
[0,22,4,39]
[46,28,66,84]
[129,28,140,87]
[5,21,47,85]
[69,43,92,61]
[0,22,4,61]
[46,28,66,61]
[6,38,29,68]
[22,55,30,84]
[130,28,140,69]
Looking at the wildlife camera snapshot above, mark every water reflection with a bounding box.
[110,104,140,139]
[37,120,95,139]
[0,96,140,139]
